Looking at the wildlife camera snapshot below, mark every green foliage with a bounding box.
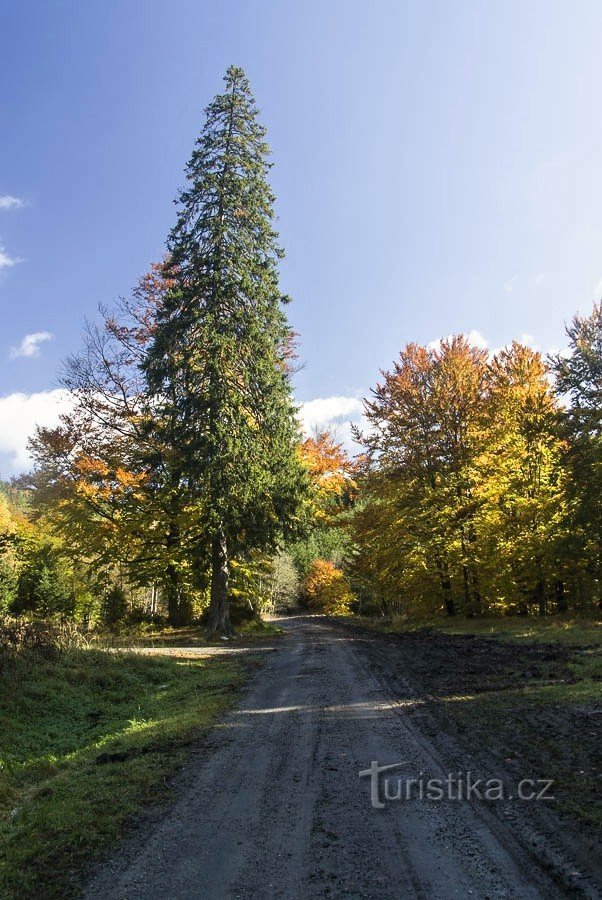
[228,554,271,623]
[101,584,128,630]
[553,302,602,596]
[12,542,75,619]
[289,525,351,579]
[27,69,307,632]
[142,66,307,632]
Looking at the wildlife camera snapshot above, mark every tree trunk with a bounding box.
[165,563,192,626]
[554,580,567,613]
[437,557,455,616]
[534,579,547,617]
[207,526,232,635]
[166,574,180,625]
[461,562,471,613]
[470,570,482,616]
[444,594,456,616]
[165,519,192,626]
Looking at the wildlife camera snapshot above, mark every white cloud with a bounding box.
[298,396,364,432]
[466,329,488,349]
[298,396,365,450]
[504,275,518,294]
[0,389,72,476]
[0,195,24,210]
[519,332,537,348]
[0,243,20,270]
[427,330,489,352]
[0,390,368,477]
[9,331,54,359]
[0,197,25,271]
[547,345,573,360]
[534,273,545,286]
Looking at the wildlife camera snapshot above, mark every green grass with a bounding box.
[236,617,283,637]
[0,647,256,898]
[97,616,283,649]
[360,613,602,646]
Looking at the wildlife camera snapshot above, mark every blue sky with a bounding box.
[1,0,602,475]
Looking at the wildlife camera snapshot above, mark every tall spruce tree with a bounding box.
[144,66,306,633]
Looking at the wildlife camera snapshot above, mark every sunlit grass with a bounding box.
[0,647,255,898]
[94,616,283,649]
[362,613,602,646]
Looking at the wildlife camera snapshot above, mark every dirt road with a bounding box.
[86,617,600,899]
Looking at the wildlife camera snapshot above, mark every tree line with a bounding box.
[0,66,600,630]
[352,311,602,618]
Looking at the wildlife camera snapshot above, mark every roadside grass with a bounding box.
[97,616,283,649]
[237,618,283,638]
[357,613,602,646]
[0,647,257,898]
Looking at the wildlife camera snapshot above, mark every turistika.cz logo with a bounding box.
[359,761,555,809]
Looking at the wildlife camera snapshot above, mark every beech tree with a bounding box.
[353,337,569,617]
[300,431,358,522]
[357,338,490,616]
[485,343,565,614]
[144,66,305,634]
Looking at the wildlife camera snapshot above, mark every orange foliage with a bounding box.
[302,558,354,615]
[300,432,357,519]
[74,456,110,479]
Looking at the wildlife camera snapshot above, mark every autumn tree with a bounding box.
[288,431,357,579]
[0,486,78,619]
[553,303,602,605]
[353,336,568,618]
[302,559,354,615]
[484,343,565,613]
[29,263,201,624]
[143,66,306,634]
[356,338,489,616]
[300,431,357,521]
[0,493,19,613]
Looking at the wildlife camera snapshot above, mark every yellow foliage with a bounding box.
[75,455,110,478]
[300,432,357,522]
[302,559,354,615]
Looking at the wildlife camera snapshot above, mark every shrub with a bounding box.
[302,559,354,615]
[0,617,89,670]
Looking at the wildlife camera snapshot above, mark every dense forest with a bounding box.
[1,66,601,633]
